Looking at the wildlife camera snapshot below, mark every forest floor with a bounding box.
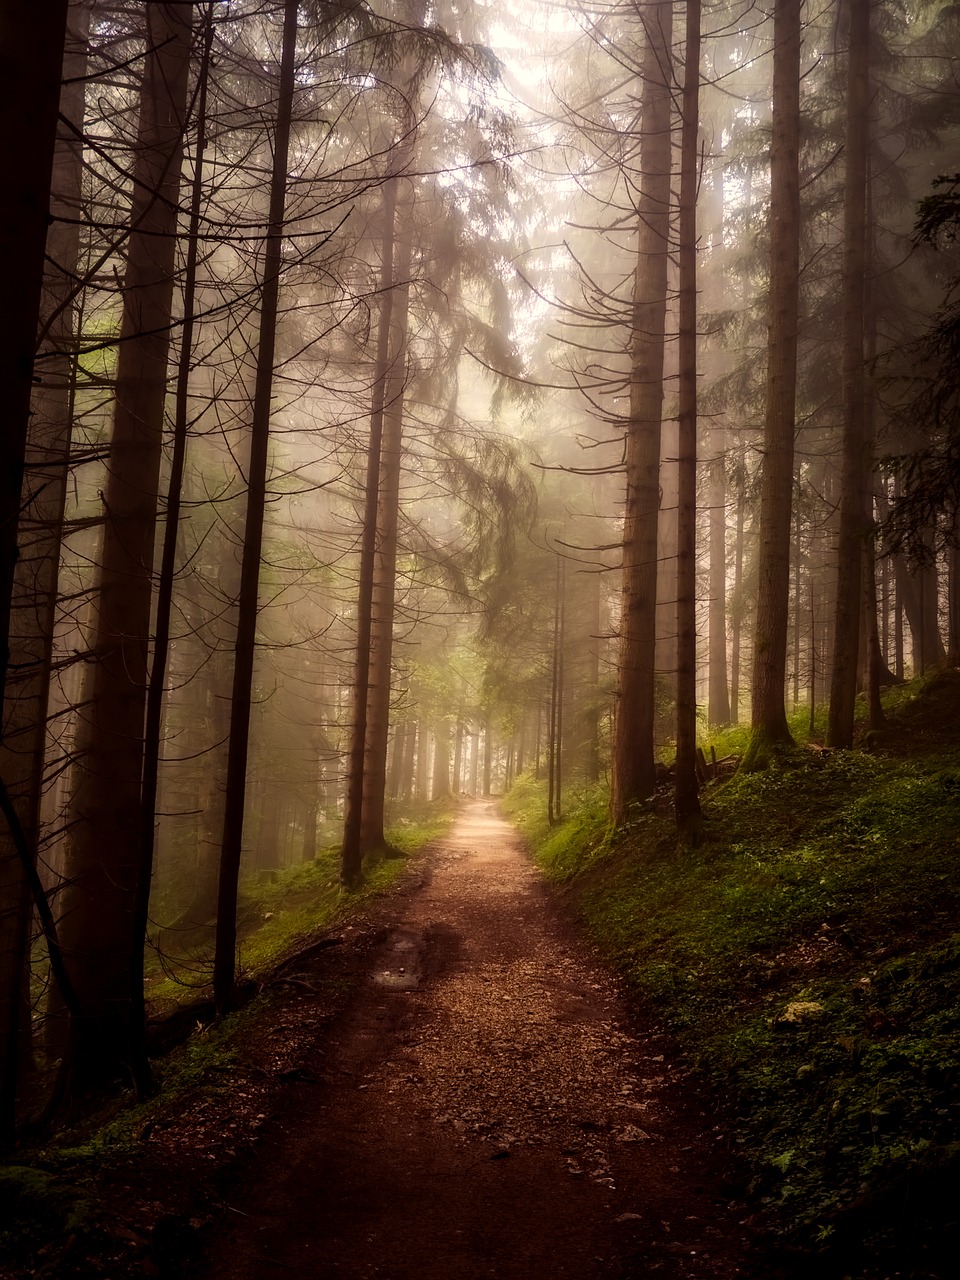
[121,799,765,1280]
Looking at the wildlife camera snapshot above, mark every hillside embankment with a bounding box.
[504,671,960,1278]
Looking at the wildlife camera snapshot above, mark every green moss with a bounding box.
[0,1165,89,1253]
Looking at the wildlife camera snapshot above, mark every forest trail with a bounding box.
[195,802,755,1279]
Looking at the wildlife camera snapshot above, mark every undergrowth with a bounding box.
[508,673,960,1272]
[144,800,455,1014]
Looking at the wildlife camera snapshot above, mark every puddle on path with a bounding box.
[371,927,424,991]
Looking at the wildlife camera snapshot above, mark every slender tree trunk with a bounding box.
[452,706,464,793]
[863,534,885,727]
[131,1,214,1095]
[387,718,407,800]
[213,0,298,1012]
[431,722,450,799]
[548,555,561,825]
[730,469,746,722]
[610,1,673,821]
[556,556,566,821]
[827,0,870,748]
[585,570,601,782]
[339,175,399,886]
[416,729,430,801]
[401,719,418,801]
[60,2,191,1090]
[675,0,702,838]
[707,445,731,725]
[359,192,413,854]
[742,0,802,769]
[468,725,479,796]
[894,560,904,679]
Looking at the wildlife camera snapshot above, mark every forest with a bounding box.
[2,0,959,1276]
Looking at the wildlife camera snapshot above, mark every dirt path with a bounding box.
[196,802,755,1279]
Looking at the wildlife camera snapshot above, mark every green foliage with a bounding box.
[499,772,551,845]
[0,1165,90,1255]
[709,700,830,768]
[520,675,960,1258]
[147,812,451,1013]
[383,798,457,854]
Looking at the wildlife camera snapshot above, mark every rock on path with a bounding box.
[197,801,753,1279]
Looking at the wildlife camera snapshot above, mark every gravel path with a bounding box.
[197,801,755,1279]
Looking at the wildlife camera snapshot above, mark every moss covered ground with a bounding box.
[502,672,960,1276]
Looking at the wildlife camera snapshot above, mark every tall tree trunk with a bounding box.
[359,194,413,855]
[585,569,602,782]
[827,0,870,748]
[0,0,69,715]
[213,0,298,1012]
[468,725,480,796]
[0,0,84,1140]
[431,722,450,799]
[610,0,673,821]
[387,718,407,800]
[556,556,566,821]
[730,466,746,721]
[742,0,802,769]
[548,555,561,826]
[451,707,464,793]
[707,445,731,725]
[674,0,702,839]
[401,719,418,801]
[131,0,214,1095]
[60,2,191,1092]
[339,177,399,887]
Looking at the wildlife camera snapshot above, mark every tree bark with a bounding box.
[339,176,399,886]
[359,192,413,854]
[60,2,191,1091]
[827,0,870,748]
[214,0,299,1011]
[730,464,746,721]
[431,722,450,799]
[0,0,69,715]
[610,0,673,821]
[674,0,702,839]
[131,0,214,1095]
[707,448,731,725]
[742,0,802,769]
[0,0,84,1140]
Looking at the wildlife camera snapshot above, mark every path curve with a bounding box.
[197,801,753,1279]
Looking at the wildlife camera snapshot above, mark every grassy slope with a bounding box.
[143,803,455,1014]
[503,673,960,1272]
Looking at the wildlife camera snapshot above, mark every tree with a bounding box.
[0,0,77,1141]
[674,0,702,837]
[827,0,871,748]
[741,0,802,770]
[59,0,192,1094]
[610,0,674,822]
[215,0,300,1010]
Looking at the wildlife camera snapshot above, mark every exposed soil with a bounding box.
[185,802,759,1280]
